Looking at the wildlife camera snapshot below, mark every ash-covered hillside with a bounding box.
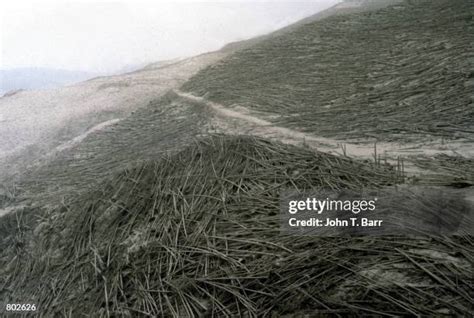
[184,0,474,142]
[0,52,226,183]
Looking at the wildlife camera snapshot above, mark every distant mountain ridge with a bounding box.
[0,67,98,95]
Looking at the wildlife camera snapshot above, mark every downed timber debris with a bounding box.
[1,136,472,316]
[183,0,474,142]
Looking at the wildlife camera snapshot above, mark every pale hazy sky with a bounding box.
[1,0,339,74]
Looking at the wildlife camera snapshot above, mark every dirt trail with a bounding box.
[174,90,473,175]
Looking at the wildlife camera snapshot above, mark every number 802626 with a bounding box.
[5,304,37,311]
